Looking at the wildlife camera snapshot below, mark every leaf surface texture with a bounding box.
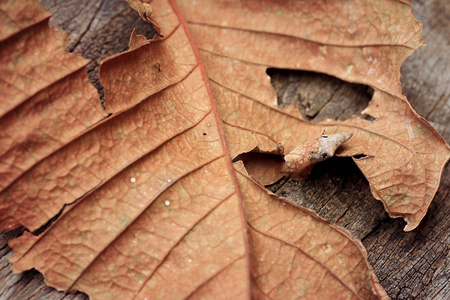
[2,0,449,299]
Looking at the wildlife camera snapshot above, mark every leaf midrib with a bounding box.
[14,0,254,296]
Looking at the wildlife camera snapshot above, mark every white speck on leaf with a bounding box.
[345,65,354,75]
[347,24,357,34]
[406,120,415,141]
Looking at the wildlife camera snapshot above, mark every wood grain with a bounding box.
[0,0,448,299]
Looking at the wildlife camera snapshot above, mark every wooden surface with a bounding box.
[0,0,448,299]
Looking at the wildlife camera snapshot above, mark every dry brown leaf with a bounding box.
[173,0,450,231]
[4,2,252,298]
[234,161,387,299]
[1,0,448,299]
[0,0,108,225]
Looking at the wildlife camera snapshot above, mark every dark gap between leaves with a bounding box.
[32,204,67,236]
[232,151,283,164]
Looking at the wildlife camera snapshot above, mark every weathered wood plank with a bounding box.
[0,0,448,299]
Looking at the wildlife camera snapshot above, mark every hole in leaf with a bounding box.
[267,157,389,237]
[266,69,374,122]
[352,154,368,159]
[362,114,376,122]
